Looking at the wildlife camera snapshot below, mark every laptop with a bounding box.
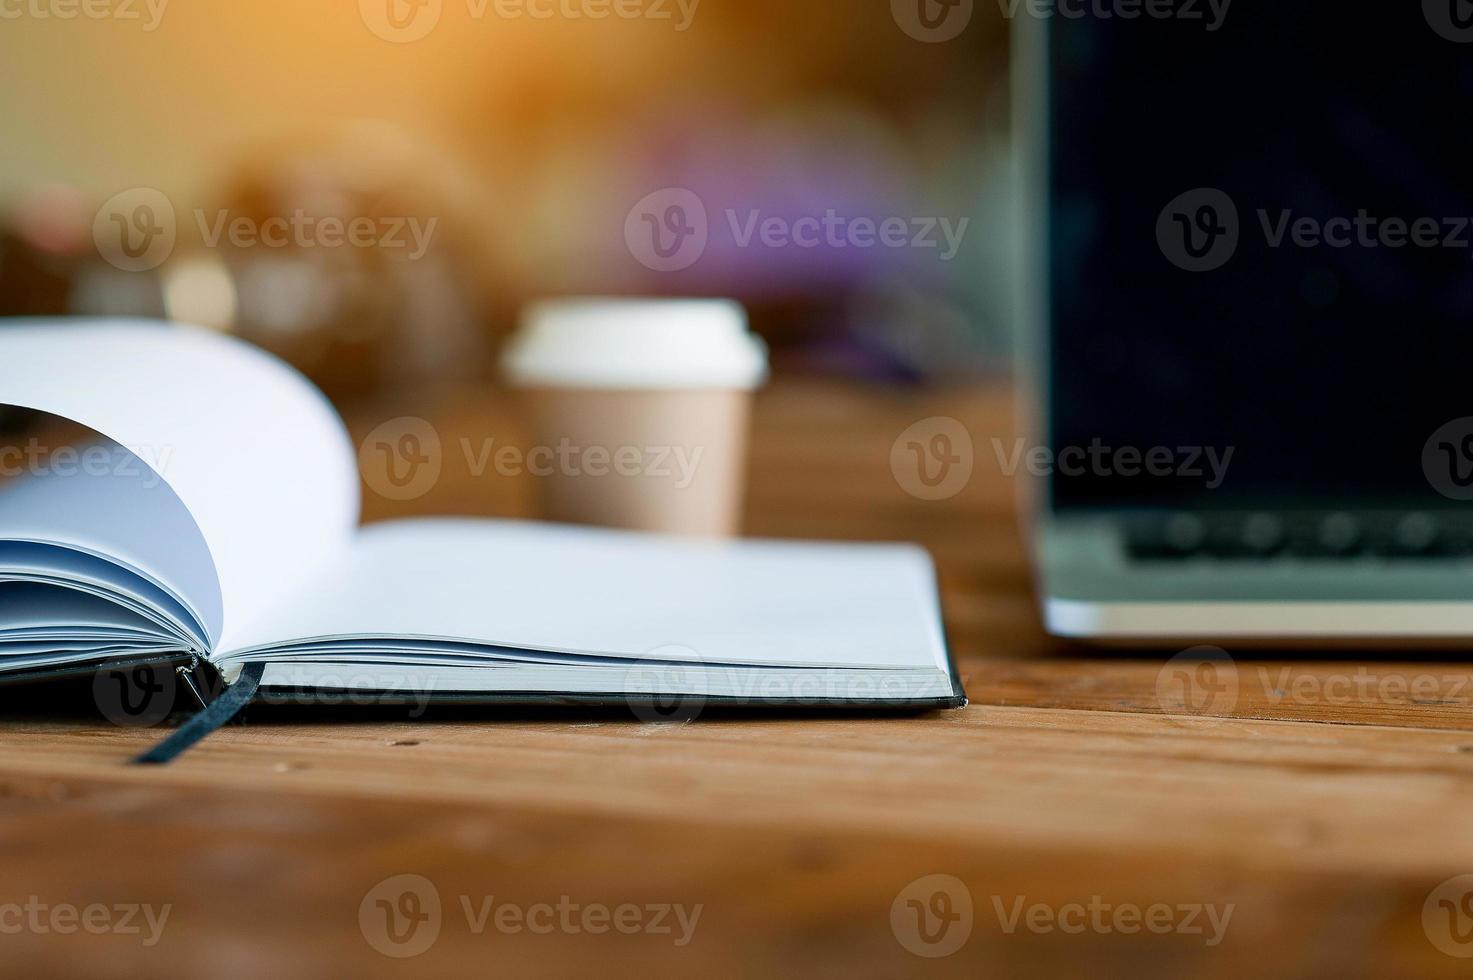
[1013,5,1473,644]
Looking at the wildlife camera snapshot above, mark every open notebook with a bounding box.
[0,319,964,753]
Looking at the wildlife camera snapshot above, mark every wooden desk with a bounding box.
[2,380,1472,978]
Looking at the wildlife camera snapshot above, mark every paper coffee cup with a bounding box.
[502,298,768,536]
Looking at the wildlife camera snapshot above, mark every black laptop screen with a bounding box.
[1047,3,1473,510]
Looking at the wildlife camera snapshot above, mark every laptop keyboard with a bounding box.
[1124,512,1473,561]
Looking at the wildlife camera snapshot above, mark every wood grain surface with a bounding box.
[4,379,1473,979]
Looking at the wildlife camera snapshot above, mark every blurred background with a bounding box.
[0,0,1011,400]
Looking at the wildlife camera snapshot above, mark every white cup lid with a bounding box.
[502,298,769,391]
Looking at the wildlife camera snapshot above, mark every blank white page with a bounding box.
[225,519,950,671]
[0,319,360,651]
[0,438,221,644]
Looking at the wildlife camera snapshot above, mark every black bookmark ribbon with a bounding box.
[132,662,266,765]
